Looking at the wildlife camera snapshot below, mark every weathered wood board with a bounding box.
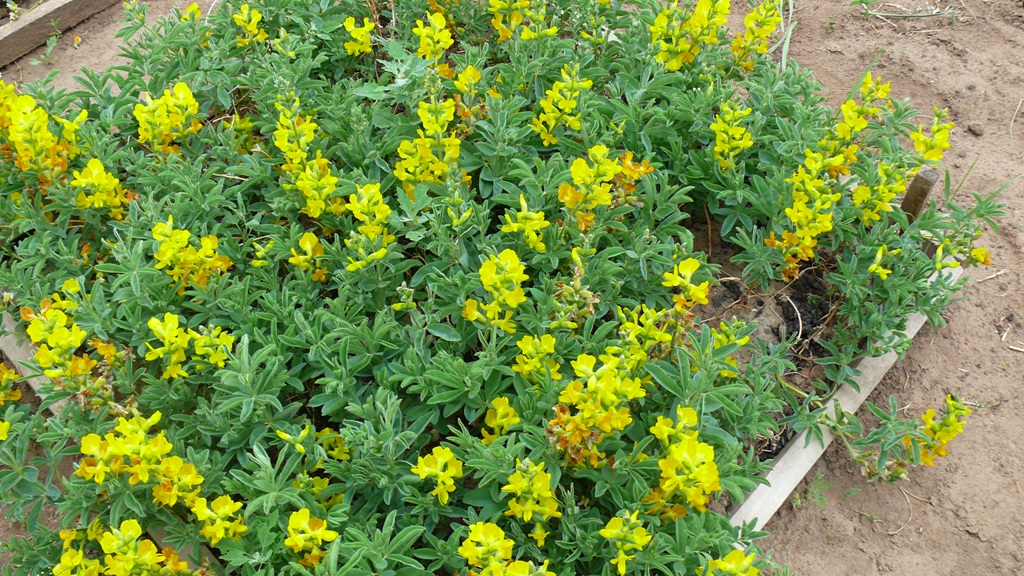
[0,0,121,68]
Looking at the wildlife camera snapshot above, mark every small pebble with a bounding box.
[968,123,985,137]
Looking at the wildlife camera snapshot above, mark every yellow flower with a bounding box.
[192,495,247,544]
[867,245,901,281]
[133,82,201,152]
[146,313,192,380]
[343,16,374,55]
[704,549,760,576]
[488,0,530,42]
[969,246,992,266]
[656,434,721,513]
[709,101,754,171]
[180,2,201,21]
[151,216,232,291]
[284,508,339,564]
[482,397,521,444]
[599,510,652,576]
[650,1,730,71]
[417,99,456,136]
[911,107,953,163]
[650,405,698,447]
[501,458,560,544]
[530,63,592,145]
[480,249,529,309]
[513,334,561,382]
[917,394,971,466]
[71,158,131,218]
[0,421,9,441]
[454,65,482,95]
[501,195,551,252]
[289,232,328,281]
[731,0,782,71]
[458,522,514,574]
[411,446,464,505]
[413,12,453,61]
[662,258,710,311]
[233,4,269,47]
[0,364,22,406]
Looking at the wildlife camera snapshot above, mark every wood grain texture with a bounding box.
[0,0,121,68]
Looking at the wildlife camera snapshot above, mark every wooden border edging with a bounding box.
[0,312,221,570]
[728,264,965,532]
[0,0,121,69]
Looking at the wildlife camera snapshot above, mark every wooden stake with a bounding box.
[900,165,941,223]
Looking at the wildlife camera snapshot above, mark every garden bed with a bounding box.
[0,0,1002,574]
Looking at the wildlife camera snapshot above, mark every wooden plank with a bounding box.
[0,0,121,68]
[0,312,68,414]
[729,265,964,532]
[0,311,220,570]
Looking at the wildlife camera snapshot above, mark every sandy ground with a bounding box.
[1,0,1022,574]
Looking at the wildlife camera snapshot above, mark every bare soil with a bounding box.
[1,0,1022,574]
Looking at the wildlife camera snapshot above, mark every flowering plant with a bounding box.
[0,0,1000,574]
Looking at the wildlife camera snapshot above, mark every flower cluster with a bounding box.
[501,195,551,253]
[703,550,760,576]
[21,293,87,377]
[731,0,782,71]
[910,107,954,163]
[917,394,971,466]
[646,408,721,519]
[19,287,121,406]
[599,510,653,576]
[512,334,562,383]
[0,363,22,406]
[557,145,622,230]
[151,216,232,291]
[343,16,374,55]
[662,258,711,313]
[852,161,904,224]
[146,312,235,379]
[288,232,329,281]
[74,412,243,546]
[650,0,730,71]
[394,96,463,196]
[765,149,843,280]
[458,522,514,576]
[709,101,754,171]
[344,182,395,271]
[463,249,530,334]
[482,397,521,444]
[530,64,592,146]
[0,80,86,184]
[411,446,464,505]
[488,0,530,42]
[55,518,191,576]
[866,244,901,281]
[458,522,557,576]
[413,12,453,62]
[233,4,269,47]
[548,349,647,467]
[71,158,133,219]
[132,82,201,153]
[284,508,339,567]
[502,459,561,545]
[191,494,248,545]
[273,98,343,218]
